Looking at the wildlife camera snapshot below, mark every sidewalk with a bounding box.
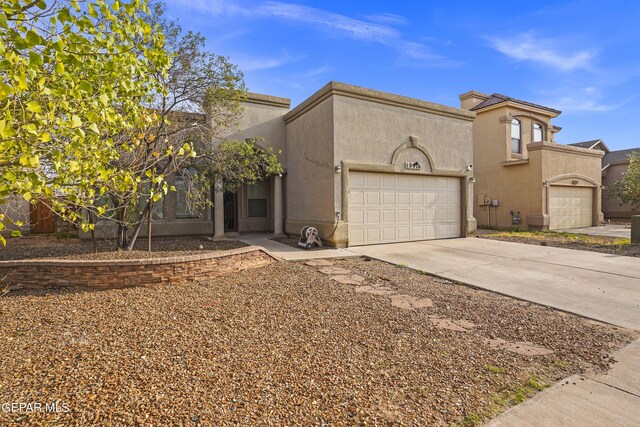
[485,339,640,426]
[238,234,359,261]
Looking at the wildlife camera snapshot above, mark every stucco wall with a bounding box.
[226,97,289,168]
[471,106,542,227]
[284,97,336,237]
[0,195,30,235]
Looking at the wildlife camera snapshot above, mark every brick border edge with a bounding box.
[0,246,277,290]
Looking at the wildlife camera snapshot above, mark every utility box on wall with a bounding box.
[478,195,491,206]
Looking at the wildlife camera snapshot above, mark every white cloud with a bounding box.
[488,32,595,72]
[553,97,621,112]
[231,51,305,71]
[173,0,458,67]
[304,65,334,78]
[361,12,408,26]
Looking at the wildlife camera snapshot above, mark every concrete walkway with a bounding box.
[486,339,640,427]
[351,238,640,329]
[351,238,640,426]
[563,224,631,239]
[238,234,359,261]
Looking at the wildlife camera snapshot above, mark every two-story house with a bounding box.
[570,140,640,219]
[460,91,604,230]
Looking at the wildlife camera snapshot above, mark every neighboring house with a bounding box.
[459,91,604,230]
[601,148,640,218]
[568,141,640,219]
[88,82,477,247]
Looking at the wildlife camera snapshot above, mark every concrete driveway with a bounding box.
[351,238,640,330]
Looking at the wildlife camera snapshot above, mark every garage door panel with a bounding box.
[382,228,395,240]
[397,192,410,205]
[549,186,593,230]
[382,210,395,223]
[382,192,395,205]
[349,171,461,246]
[365,210,380,223]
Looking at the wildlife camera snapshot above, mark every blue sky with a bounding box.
[166,0,640,150]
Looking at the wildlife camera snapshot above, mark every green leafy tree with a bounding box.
[0,0,170,245]
[606,153,640,211]
[107,2,282,251]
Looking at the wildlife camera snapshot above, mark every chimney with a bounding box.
[459,90,489,110]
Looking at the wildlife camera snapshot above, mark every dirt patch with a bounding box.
[0,235,247,260]
[0,257,635,426]
[476,228,640,258]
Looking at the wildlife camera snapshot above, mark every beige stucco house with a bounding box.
[82,82,475,247]
[459,91,604,230]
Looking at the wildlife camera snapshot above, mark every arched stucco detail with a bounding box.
[390,136,435,171]
[544,173,600,187]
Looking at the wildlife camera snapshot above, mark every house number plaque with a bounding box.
[404,161,422,170]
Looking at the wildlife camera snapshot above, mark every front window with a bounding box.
[175,178,200,219]
[533,123,543,142]
[511,118,521,153]
[138,183,164,220]
[248,180,269,218]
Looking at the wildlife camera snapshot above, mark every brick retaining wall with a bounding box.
[0,246,276,290]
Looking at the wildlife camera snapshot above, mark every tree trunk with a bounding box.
[90,211,97,253]
[126,203,150,251]
[147,203,152,253]
[115,205,128,250]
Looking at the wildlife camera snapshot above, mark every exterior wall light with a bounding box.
[469,177,476,183]
[335,164,342,173]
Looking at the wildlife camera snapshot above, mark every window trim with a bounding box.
[532,122,544,143]
[247,180,270,218]
[175,177,201,220]
[511,118,522,154]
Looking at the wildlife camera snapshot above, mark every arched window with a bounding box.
[511,119,521,153]
[533,123,543,142]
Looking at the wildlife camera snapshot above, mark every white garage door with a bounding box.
[549,186,593,229]
[349,171,461,246]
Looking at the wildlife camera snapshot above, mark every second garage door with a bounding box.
[348,171,461,246]
[549,186,593,229]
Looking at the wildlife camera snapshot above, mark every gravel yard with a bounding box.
[0,257,635,426]
[0,236,247,261]
[476,228,640,257]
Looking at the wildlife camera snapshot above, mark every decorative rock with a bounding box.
[318,267,351,275]
[485,338,554,356]
[390,294,433,309]
[331,274,365,285]
[304,260,335,267]
[355,285,396,296]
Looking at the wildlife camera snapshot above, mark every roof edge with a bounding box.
[284,81,476,124]
[245,92,290,109]
[527,141,604,157]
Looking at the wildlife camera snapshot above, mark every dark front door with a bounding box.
[30,200,55,233]
[223,192,238,232]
